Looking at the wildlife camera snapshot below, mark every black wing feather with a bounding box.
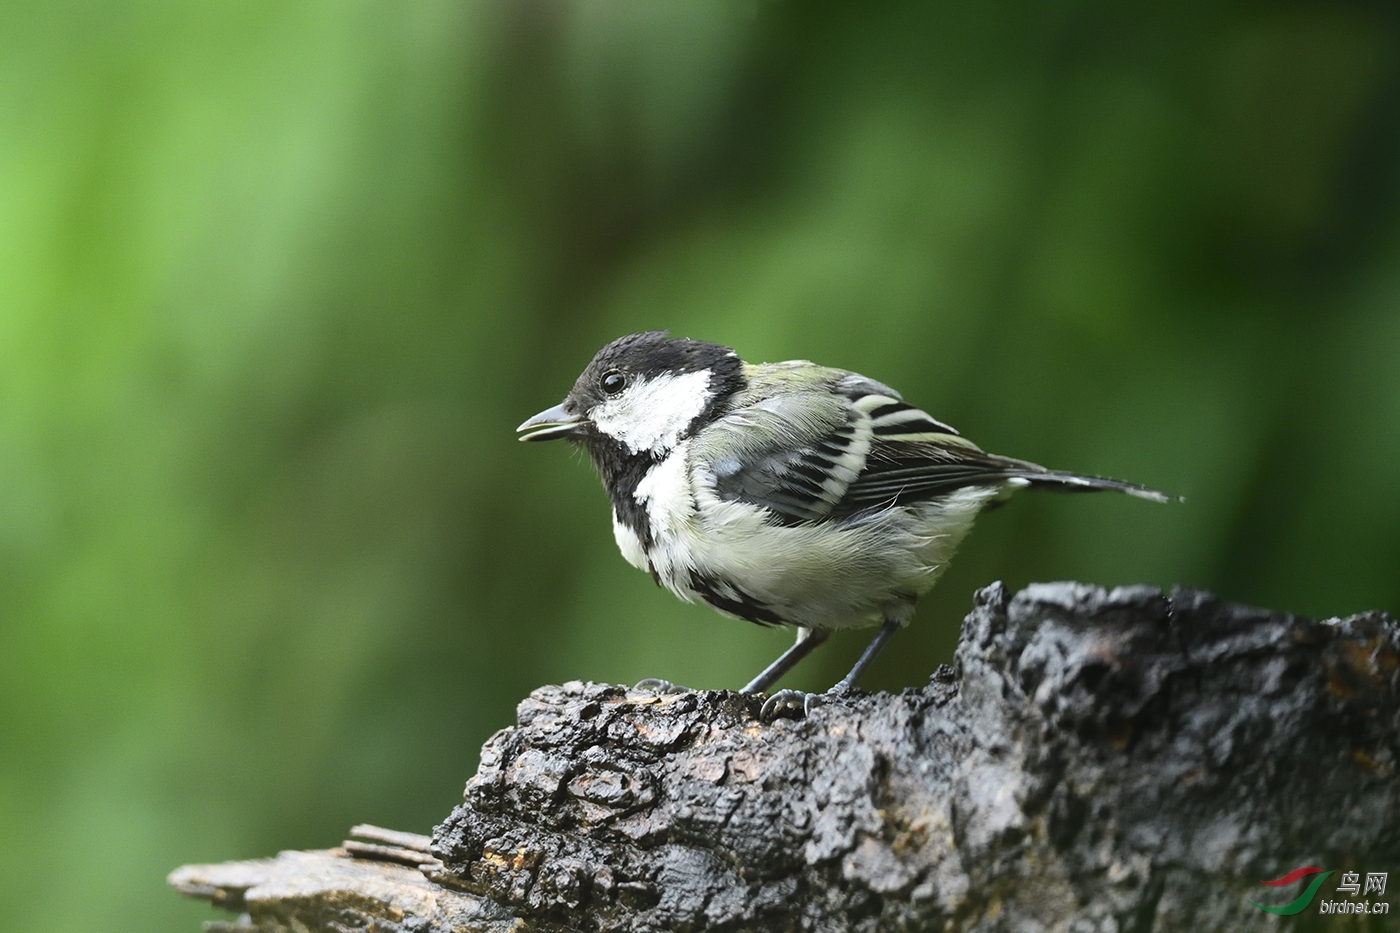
[830,443,1020,517]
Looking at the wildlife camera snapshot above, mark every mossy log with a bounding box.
[170,582,1400,931]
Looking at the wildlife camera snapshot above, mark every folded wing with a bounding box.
[698,366,1167,526]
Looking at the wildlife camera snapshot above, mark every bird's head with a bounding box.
[517,331,744,457]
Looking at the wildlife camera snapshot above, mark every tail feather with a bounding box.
[1018,469,1175,503]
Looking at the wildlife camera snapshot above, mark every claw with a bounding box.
[758,684,860,722]
[633,678,691,695]
[760,688,829,721]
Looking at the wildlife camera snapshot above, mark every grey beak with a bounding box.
[517,401,585,442]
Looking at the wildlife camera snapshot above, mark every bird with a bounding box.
[517,331,1170,719]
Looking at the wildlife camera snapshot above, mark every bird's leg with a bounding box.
[741,627,829,694]
[831,616,900,693]
[760,617,901,721]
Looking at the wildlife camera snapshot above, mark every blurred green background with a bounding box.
[3,2,1398,930]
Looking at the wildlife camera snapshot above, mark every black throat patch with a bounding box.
[587,437,662,556]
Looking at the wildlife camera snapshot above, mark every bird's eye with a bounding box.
[600,370,627,395]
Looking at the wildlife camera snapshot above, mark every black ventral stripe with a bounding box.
[689,572,785,626]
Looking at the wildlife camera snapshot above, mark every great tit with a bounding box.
[518,332,1169,719]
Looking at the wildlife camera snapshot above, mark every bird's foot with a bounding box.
[759,689,814,721]
[633,678,692,695]
[761,683,823,717]
[760,684,856,722]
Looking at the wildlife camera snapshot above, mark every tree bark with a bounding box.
[170,582,1400,932]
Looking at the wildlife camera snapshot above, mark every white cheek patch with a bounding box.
[592,370,715,454]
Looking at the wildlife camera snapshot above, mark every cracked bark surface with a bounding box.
[171,581,1400,932]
